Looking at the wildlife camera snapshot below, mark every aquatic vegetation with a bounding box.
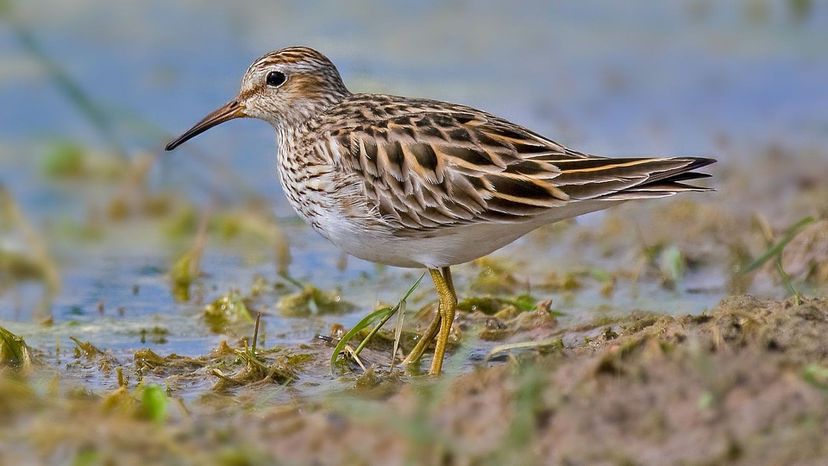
[540,269,583,292]
[140,384,168,423]
[0,326,34,370]
[70,337,117,374]
[744,216,816,303]
[211,345,311,390]
[0,187,60,315]
[781,219,828,286]
[469,257,521,294]
[277,284,355,317]
[457,294,538,316]
[330,274,424,372]
[133,348,205,375]
[169,214,208,302]
[98,383,169,424]
[100,386,139,416]
[137,326,169,344]
[658,244,686,288]
[203,290,254,332]
[40,141,86,178]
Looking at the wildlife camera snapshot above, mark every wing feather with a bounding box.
[328,102,714,234]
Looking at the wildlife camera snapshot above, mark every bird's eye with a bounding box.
[266,71,287,87]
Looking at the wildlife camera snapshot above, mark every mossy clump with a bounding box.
[169,248,202,302]
[133,348,168,370]
[40,141,86,178]
[457,296,508,315]
[133,348,205,376]
[470,257,521,294]
[69,337,117,374]
[277,285,355,317]
[70,337,106,359]
[137,326,169,344]
[204,291,254,332]
[0,326,34,370]
[211,346,311,391]
[458,294,536,315]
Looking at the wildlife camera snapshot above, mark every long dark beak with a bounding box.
[165,100,245,151]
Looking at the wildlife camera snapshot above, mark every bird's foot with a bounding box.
[401,308,441,366]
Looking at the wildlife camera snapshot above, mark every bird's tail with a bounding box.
[552,157,716,201]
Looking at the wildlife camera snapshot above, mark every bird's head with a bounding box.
[166,46,349,151]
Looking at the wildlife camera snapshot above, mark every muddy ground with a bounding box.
[4,296,828,465]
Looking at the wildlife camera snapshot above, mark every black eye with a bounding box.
[266,71,286,87]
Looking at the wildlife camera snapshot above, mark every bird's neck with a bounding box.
[273,89,349,143]
[275,87,350,129]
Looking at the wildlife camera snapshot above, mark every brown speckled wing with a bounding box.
[332,109,714,233]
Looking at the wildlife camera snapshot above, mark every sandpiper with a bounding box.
[166,46,714,375]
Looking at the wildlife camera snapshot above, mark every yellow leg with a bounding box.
[401,306,441,365]
[429,266,457,376]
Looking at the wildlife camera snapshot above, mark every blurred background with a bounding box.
[1,0,827,382]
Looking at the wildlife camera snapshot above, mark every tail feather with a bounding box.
[598,157,715,201]
[554,156,716,201]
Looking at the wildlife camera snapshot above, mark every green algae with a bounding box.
[211,345,310,390]
[277,284,355,317]
[69,337,106,359]
[132,339,314,392]
[169,245,204,302]
[469,257,521,294]
[137,326,168,344]
[457,294,538,316]
[0,326,34,370]
[69,337,118,374]
[133,348,205,375]
[204,290,254,332]
[0,187,60,315]
[40,141,87,179]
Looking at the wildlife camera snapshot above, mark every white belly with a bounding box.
[314,200,622,269]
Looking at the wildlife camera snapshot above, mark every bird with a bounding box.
[166,46,715,376]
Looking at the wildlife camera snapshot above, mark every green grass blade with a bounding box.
[402,273,427,301]
[391,297,406,367]
[330,306,396,373]
[775,255,801,303]
[353,273,425,357]
[353,306,397,356]
[329,273,425,373]
[742,216,815,274]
